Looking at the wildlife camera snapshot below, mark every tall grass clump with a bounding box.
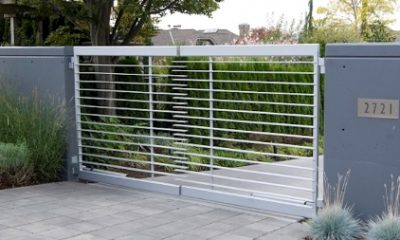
[367,175,400,240]
[0,85,66,183]
[0,143,33,188]
[309,170,363,240]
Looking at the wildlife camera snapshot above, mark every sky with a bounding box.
[158,0,400,34]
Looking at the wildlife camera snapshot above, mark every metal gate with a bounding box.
[73,45,321,217]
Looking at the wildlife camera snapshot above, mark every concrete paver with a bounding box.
[0,182,308,239]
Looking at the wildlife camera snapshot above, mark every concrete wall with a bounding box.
[325,44,400,219]
[0,47,77,180]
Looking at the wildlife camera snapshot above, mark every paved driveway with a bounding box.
[0,182,309,240]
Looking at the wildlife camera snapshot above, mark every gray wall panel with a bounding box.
[0,48,77,181]
[325,44,400,219]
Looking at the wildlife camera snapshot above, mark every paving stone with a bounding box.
[227,226,272,239]
[0,182,306,240]
[86,214,135,227]
[90,221,145,239]
[220,213,267,226]
[210,233,254,240]
[64,233,108,240]
[0,224,8,231]
[0,228,33,240]
[188,222,238,238]
[116,232,161,240]
[163,233,208,240]
[17,221,59,234]
[257,223,309,240]
[65,221,104,233]
[36,226,83,240]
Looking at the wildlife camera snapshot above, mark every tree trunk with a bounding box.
[36,20,44,46]
[87,0,116,116]
[361,0,369,36]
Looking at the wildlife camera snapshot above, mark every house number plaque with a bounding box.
[358,98,399,119]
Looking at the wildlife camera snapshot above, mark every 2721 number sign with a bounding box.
[358,98,399,119]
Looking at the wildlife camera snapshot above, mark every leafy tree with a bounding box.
[304,0,314,37]
[317,0,397,34]
[364,20,396,42]
[38,0,223,115]
[41,0,223,46]
[300,19,362,55]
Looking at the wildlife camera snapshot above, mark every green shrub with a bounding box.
[368,217,400,240]
[171,56,323,162]
[0,143,33,188]
[310,206,362,240]
[310,170,362,240]
[0,85,65,183]
[367,175,400,240]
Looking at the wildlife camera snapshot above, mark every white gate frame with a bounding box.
[73,44,321,218]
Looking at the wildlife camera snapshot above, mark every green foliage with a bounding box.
[174,57,321,152]
[300,21,362,56]
[45,26,87,46]
[367,175,400,240]
[310,206,363,240]
[364,20,396,42]
[310,0,397,45]
[81,116,177,176]
[0,143,33,189]
[0,85,66,183]
[368,217,400,240]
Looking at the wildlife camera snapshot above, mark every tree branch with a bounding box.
[150,0,180,15]
[49,1,80,26]
[110,3,126,42]
[121,0,153,45]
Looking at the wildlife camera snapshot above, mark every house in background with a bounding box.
[152,25,240,45]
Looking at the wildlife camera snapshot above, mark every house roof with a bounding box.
[152,28,238,45]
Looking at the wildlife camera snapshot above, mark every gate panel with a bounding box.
[73,45,320,217]
[74,47,184,194]
[172,45,320,217]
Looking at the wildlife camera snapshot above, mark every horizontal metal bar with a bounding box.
[173,133,313,150]
[80,121,187,133]
[173,124,314,140]
[79,104,187,114]
[175,169,312,192]
[172,88,314,97]
[74,46,178,56]
[172,78,314,86]
[79,113,187,123]
[174,160,312,181]
[180,186,314,218]
[80,80,187,87]
[81,152,187,169]
[78,170,180,195]
[80,144,187,160]
[78,88,187,96]
[173,151,313,171]
[81,161,177,176]
[173,106,314,118]
[173,115,313,129]
[77,71,186,78]
[80,128,187,142]
[78,63,187,68]
[175,142,310,159]
[179,44,319,57]
[172,97,314,107]
[176,178,312,203]
[171,69,313,75]
[80,136,186,151]
[172,60,314,64]
[78,96,187,105]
